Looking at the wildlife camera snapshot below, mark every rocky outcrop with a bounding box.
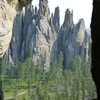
[38,0,50,18]
[59,10,88,68]
[0,0,18,99]
[52,7,60,33]
[8,0,58,71]
[6,0,89,71]
[0,0,17,58]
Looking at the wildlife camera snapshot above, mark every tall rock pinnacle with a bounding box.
[38,0,50,17]
[2,0,89,72]
[62,9,74,29]
[53,7,60,33]
[74,19,86,45]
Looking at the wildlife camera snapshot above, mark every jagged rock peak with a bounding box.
[38,0,50,17]
[62,9,73,29]
[75,18,86,45]
[77,18,85,27]
[53,7,60,32]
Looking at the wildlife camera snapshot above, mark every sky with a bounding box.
[32,0,93,29]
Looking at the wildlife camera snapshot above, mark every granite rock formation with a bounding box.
[0,0,17,58]
[0,0,18,99]
[60,13,88,68]
[6,0,89,72]
[1,0,100,100]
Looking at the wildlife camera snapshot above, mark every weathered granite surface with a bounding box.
[2,0,89,71]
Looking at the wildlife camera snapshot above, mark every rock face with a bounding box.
[59,10,88,68]
[0,0,18,99]
[6,0,88,71]
[0,0,17,58]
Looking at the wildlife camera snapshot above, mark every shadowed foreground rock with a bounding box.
[18,0,32,7]
[91,0,100,100]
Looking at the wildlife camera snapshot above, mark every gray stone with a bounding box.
[59,10,88,68]
[52,7,60,33]
[0,0,17,58]
[3,0,89,71]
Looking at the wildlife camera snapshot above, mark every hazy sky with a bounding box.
[32,0,93,29]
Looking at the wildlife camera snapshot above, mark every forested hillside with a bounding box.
[1,51,96,100]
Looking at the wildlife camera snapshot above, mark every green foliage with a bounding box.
[1,55,8,75]
[1,54,96,100]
